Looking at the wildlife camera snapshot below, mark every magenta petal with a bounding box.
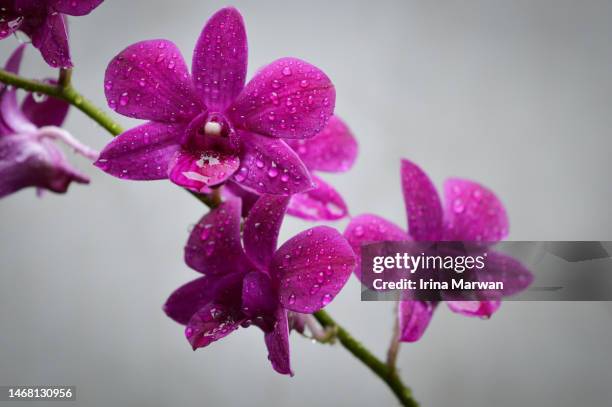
[272,226,355,313]
[104,40,201,122]
[0,13,23,40]
[164,276,219,325]
[243,194,289,270]
[3,44,25,75]
[229,57,335,139]
[446,301,501,319]
[344,214,409,280]
[287,175,348,221]
[1,45,36,135]
[94,121,183,180]
[476,251,533,297]
[192,7,247,112]
[168,149,239,193]
[30,13,72,68]
[443,178,509,242]
[285,116,357,172]
[241,272,276,317]
[0,134,88,198]
[398,300,437,342]
[233,131,312,195]
[184,199,248,275]
[264,308,292,376]
[401,159,444,241]
[165,273,244,325]
[0,88,36,135]
[21,88,69,128]
[185,303,241,350]
[48,0,104,16]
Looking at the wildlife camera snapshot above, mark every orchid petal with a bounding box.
[474,251,533,297]
[184,199,248,275]
[272,226,355,313]
[285,116,357,172]
[0,12,23,40]
[192,7,247,112]
[446,300,501,319]
[94,121,183,180]
[398,300,437,342]
[21,89,69,128]
[243,194,289,270]
[233,130,312,195]
[0,45,36,135]
[401,159,444,241]
[104,40,201,122]
[3,43,25,75]
[48,0,104,16]
[0,90,35,135]
[164,275,243,325]
[443,178,509,242]
[168,149,239,193]
[287,175,348,221]
[0,134,88,198]
[344,214,409,280]
[241,271,276,317]
[264,308,292,375]
[229,57,335,139]
[185,303,241,350]
[30,12,72,68]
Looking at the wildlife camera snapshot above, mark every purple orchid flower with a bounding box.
[95,7,335,197]
[0,44,97,198]
[164,195,355,375]
[0,0,104,68]
[344,159,532,342]
[225,115,358,220]
[285,115,357,220]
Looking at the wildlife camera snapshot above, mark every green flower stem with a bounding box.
[0,68,123,136]
[314,310,418,407]
[0,69,419,407]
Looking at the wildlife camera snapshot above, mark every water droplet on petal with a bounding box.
[119,92,129,106]
[321,294,333,306]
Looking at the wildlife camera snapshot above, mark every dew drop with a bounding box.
[119,92,129,106]
[268,167,279,178]
[321,294,333,306]
[453,199,465,214]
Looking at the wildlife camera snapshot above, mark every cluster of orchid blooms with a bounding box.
[0,3,529,382]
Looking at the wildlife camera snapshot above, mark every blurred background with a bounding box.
[1,1,612,406]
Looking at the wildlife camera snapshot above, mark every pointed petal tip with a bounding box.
[4,44,27,74]
[210,6,245,21]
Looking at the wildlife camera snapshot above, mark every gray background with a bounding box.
[1,1,612,406]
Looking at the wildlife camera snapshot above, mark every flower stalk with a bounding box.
[314,310,418,407]
[0,68,122,136]
[0,69,419,407]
